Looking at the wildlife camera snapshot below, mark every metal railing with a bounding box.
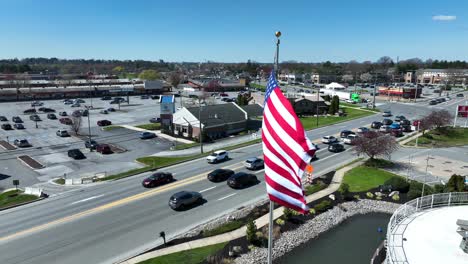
[386,192,468,264]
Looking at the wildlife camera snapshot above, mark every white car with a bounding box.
[321,136,337,144]
[343,134,358,145]
[345,99,356,104]
[206,150,229,163]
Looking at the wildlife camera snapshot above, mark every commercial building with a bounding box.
[378,85,422,99]
[415,69,468,85]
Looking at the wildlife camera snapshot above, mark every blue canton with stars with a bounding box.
[265,71,279,103]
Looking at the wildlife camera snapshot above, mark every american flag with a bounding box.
[262,71,316,214]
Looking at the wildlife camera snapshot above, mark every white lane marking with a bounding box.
[199,186,216,193]
[71,194,105,205]
[217,193,237,201]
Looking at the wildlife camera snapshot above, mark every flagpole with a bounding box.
[267,30,281,264]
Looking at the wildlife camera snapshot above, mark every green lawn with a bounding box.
[203,220,244,237]
[138,242,227,264]
[406,127,468,148]
[300,107,375,130]
[174,142,200,150]
[102,125,122,131]
[0,190,39,209]
[305,182,327,196]
[342,165,402,192]
[136,123,161,131]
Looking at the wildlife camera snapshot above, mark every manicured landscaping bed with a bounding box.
[405,127,468,147]
[0,190,39,209]
[342,165,401,192]
[136,123,161,131]
[138,242,227,264]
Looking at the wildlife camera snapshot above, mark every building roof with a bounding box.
[240,104,263,117]
[186,102,246,128]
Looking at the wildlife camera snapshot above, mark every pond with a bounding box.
[276,213,390,264]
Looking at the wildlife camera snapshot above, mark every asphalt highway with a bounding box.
[0,97,465,264]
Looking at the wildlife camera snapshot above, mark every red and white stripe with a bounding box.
[262,84,316,214]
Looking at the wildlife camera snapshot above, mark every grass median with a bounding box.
[0,190,39,209]
[342,165,401,192]
[300,107,375,130]
[138,242,227,264]
[135,123,161,130]
[405,127,468,148]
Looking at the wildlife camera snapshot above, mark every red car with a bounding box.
[220,93,229,97]
[96,144,112,154]
[59,117,72,125]
[142,172,173,188]
[412,120,421,127]
[97,120,112,126]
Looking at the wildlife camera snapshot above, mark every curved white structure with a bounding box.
[386,192,468,264]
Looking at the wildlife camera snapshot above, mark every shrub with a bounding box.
[366,192,374,198]
[314,200,332,213]
[275,219,285,226]
[392,194,400,201]
[246,219,257,244]
[446,174,465,192]
[407,189,421,200]
[309,208,316,215]
[384,177,410,193]
[434,184,445,193]
[283,207,293,219]
[376,196,382,200]
[353,195,361,200]
[338,183,350,195]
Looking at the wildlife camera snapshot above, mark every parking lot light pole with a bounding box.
[87,107,93,152]
[199,100,203,154]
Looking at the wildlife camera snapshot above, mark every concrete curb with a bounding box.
[17,155,44,170]
[120,161,364,264]
[0,196,44,212]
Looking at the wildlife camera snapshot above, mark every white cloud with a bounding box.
[432,15,457,21]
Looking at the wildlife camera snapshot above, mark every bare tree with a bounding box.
[69,116,82,135]
[427,109,452,129]
[360,72,373,82]
[354,131,399,160]
[168,72,181,91]
[418,117,433,135]
[342,74,354,83]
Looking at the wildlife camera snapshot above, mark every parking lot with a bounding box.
[0,96,177,190]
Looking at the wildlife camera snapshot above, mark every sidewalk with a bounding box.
[120,160,363,264]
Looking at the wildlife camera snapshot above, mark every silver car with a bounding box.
[168,191,203,210]
[244,158,264,170]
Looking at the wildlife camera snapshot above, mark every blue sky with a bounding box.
[1,0,467,62]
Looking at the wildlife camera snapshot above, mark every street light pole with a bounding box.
[316,88,320,127]
[87,106,93,151]
[199,99,203,154]
[373,74,377,109]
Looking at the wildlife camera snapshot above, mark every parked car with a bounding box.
[207,169,234,182]
[389,123,401,129]
[244,157,264,170]
[74,99,85,103]
[13,123,25,129]
[100,110,108,114]
[412,120,421,127]
[343,134,358,145]
[150,95,160,100]
[149,117,161,123]
[394,116,406,122]
[321,136,338,144]
[68,149,86,160]
[56,129,70,137]
[107,107,116,112]
[142,172,173,188]
[47,113,57,120]
[140,131,156,139]
[168,191,203,210]
[140,95,150,99]
[382,111,392,117]
[31,101,43,107]
[401,125,412,132]
[59,118,72,125]
[96,144,112,154]
[429,100,438,105]
[0,116,7,121]
[72,110,82,117]
[23,108,36,114]
[97,120,112,126]
[328,143,345,153]
[371,121,383,129]
[81,109,88,117]
[356,127,369,134]
[382,119,393,125]
[101,96,112,100]
[59,111,67,116]
[206,150,229,163]
[64,100,73,105]
[29,115,41,121]
[391,128,403,137]
[12,116,22,123]
[456,93,464,98]
[340,130,355,138]
[85,140,98,149]
[379,125,391,133]
[220,93,229,97]
[71,103,81,107]
[1,123,12,130]
[345,99,356,104]
[400,119,411,126]
[227,172,258,189]
[13,139,31,148]
[39,107,55,113]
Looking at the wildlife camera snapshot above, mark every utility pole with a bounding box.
[373,74,377,109]
[415,121,420,147]
[87,106,93,151]
[199,99,203,154]
[316,87,320,127]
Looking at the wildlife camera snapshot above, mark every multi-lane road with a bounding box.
[0,95,466,264]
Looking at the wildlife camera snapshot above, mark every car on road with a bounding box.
[244,157,264,170]
[371,121,383,129]
[382,119,393,125]
[12,116,22,123]
[457,93,464,98]
[30,115,41,121]
[206,150,229,163]
[140,95,149,99]
[382,111,392,117]
[168,191,203,210]
[220,93,229,97]
[38,107,55,113]
[85,140,98,149]
[47,113,57,119]
[64,100,73,105]
[142,172,173,188]
[100,110,108,114]
[429,100,438,105]
[14,139,31,148]
[394,116,406,122]
[321,136,338,144]
[1,123,12,130]
[73,99,85,104]
[379,125,391,133]
[107,107,116,112]
[97,120,112,126]
[23,108,36,114]
[96,144,112,154]
[343,134,358,145]
[0,116,7,121]
[345,99,356,104]
[59,111,67,116]
[340,130,355,138]
[356,127,370,134]
[227,172,258,189]
[328,143,345,153]
[31,101,43,107]
[71,103,81,107]
[150,95,160,100]
[207,169,235,182]
[56,129,70,137]
[140,131,156,139]
[101,96,112,100]
[13,123,25,129]
[149,117,161,123]
[59,118,72,125]
[68,149,86,160]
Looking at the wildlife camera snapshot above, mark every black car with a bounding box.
[101,96,112,100]
[30,115,41,121]
[85,140,98,149]
[207,169,235,182]
[371,121,383,129]
[457,93,464,98]
[151,95,160,100]
[382,119,393,125]
[1,123,12,130]
[168,191,203,210]
[400,119,411,126]
[394,116,406,122]
[227,172,258,189]
[401,125,412,132]
[47,113,57,119]
[23,108,36,114]
[39,107,55,113]
[12,116,23,123]
[13,123,25,129]
[340,130,355,138]
[142,172,174,188]
[140,95,149,99]
[67,149,86,160]
[149,117,161,123]
[0,116,7,121]
[328,143,345,153]
[429,100,438,105]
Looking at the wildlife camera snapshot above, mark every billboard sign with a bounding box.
[457,105,468,117]
[160,95,175,115]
